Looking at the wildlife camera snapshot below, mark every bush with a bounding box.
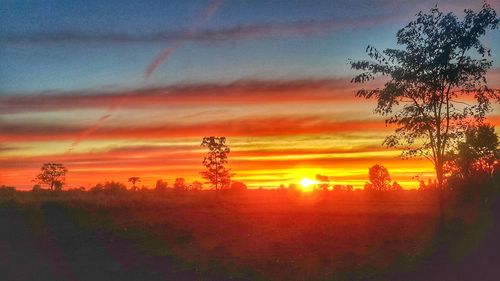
[0,185,16,197]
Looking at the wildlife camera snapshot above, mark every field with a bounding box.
[1,189,499,281]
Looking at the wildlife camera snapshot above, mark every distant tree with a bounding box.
[350,4,499,190]
[230,181,247,191]
[364,182,374,191]
[418,180,427,190]
[200,136,232,190]
[315,174,330,191]
[173,178,186,190]
[446,124,499,181]
[346,185,354,191]
[155,179,168,191]
[90,181,127,194]
[368,164,391,191]
[288,183,299,191]
[32,184,42,192]
[278,184,286,190]
[392,181,403,191]
[128,177,141,190]
[189,181,203,191]
[0,185,16,196]
[34,163,68,191]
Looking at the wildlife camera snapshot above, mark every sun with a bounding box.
[300,178,318,191]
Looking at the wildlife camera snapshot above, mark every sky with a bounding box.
[1,0,499,189]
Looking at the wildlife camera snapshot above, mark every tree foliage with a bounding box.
[34,163,68,191]
[368,164,391,191]
[445,123,499,181]
[128,177,141,190]
[350,4,499,188]
[200,136,232,190]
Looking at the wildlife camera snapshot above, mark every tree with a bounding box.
[155,179,168,191]
[350,4,499,190]
[189,181,203,191]
[34,163,68,191]
[445,123,499,181]
[315,174,330,191]
[173,178,186,190]
[128,177,141,190]
[230,181,247,191]
[200,136,232,190]
[368,164,391,191]
[392,181,403,191]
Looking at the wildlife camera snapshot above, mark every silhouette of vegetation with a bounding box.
[200,136,232,190]
[128,176,141,190]
[189,181,203,190]
[90,181,127,194]
[173,177,186,190]
[366,164,391,191]
[155,179,168,191]
[445,124,499,183]
[392,181,403,191]
[350,4,500,190]
[230,181,247,191]
[315,174,329,191]
[33,162,68,191]
[0,185,16,196]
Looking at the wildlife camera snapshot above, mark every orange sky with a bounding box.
[2,77,498,190]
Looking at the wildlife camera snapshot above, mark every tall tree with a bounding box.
[350,4,499,189]
[201,136,232,190]
[34,163,68,191]
[128,176,141,190]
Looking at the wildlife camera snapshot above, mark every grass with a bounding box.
[0,188,497,280]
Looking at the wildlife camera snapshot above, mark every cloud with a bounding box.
[0,14,398,45]
[0,116,389,142]
[0,77,372,113]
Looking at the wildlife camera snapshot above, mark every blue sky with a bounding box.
[2,0,498,93]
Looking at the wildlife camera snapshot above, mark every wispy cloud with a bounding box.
[0,116,389,142]
[0,77,371,113]
[0,14,399,45]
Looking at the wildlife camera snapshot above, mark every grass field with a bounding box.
[1,189,498,281]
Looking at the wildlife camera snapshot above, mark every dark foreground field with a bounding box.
[1,189,499,281]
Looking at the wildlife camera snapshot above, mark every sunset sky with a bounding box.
[1,0,499,189]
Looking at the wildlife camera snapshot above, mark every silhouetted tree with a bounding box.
[446,124,499,181]
[392,181,403,191]
[201,136,232,190]
[368,164,391,191]
[90,181,127,194]
[351,4,499,190]
[315,174,330,191]
[173,178,186,190]
[189,181,203,191]
[230,181,247,191]
[34,163,68,191]
[128,177,141,190]
[155,179,168,191]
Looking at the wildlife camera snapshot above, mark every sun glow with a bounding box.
[300,178,318,191]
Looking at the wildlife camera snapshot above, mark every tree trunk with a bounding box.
[435,161,445,229]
